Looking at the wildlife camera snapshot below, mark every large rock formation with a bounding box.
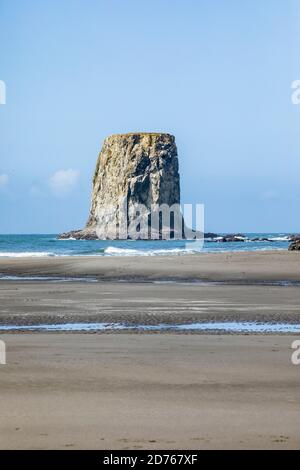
[59,133,183,240]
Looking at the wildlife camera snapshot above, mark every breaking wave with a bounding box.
[0,251,56,257]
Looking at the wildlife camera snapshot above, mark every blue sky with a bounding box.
[0,0,300,233]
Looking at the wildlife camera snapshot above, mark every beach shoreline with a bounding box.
[0,280,300,332]
[0,253,299,449]
[0,250,300,283]
[0,251,300,332]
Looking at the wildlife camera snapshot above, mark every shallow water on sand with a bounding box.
[0,321,299,333]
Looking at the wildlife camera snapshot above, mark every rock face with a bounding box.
[219,234,246,243]
[59,133,182,240]
[288,239,300,251]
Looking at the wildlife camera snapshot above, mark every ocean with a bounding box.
[0,233,292,257]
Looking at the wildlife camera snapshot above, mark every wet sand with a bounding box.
[1,251,300,329]
[0,252,299,449]
[1,280,300,328]
[0,250,300,283]
[0,334,299,449]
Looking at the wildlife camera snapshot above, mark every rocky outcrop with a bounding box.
[288,238,300,251]
[289,234,300,242]
[219,234,246,242]
[204,233,246,243]
[204,232,219,239]
[59,133,183,240]
[59,229,98,240]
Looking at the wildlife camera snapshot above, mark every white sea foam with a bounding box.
[104,247,142,256]
[268,236,290,242]
[0,251,55,257]
[59,237,77,241]
[104,246,196,256]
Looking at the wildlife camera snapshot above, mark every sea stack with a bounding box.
[59,133,182,239]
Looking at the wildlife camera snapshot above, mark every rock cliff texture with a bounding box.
[288,239,300,251]
[59,133,183,239]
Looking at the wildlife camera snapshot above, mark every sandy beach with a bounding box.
[0,251,299,449]
[1,251,300,328]
[1,279,300,328]
[0,334,299,449]
[0,250,300,283]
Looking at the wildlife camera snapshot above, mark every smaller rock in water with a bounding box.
[251,237,272,242]
[204,232,219,239]
[217,234,246,243]
[289,234,300,242]
[288,239,300,251]
[59,230,98,240]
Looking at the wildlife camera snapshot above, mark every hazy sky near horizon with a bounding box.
[1,0,300,233]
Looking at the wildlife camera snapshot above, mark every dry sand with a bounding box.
[0,334,299,449]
